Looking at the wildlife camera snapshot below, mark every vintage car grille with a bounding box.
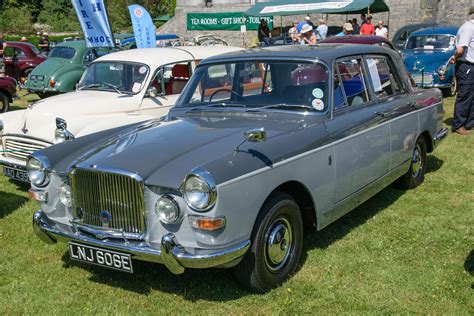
[2,136,50,161]
[70,167,146,235]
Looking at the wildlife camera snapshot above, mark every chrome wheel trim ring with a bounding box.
[264,217,293,272]
[450,77,457,96]
[411,144,422,177]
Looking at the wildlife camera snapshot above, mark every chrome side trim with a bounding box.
[218,101,443,188]
[32,210,250,272]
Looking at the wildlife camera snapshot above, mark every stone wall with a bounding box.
[160,0,473,48]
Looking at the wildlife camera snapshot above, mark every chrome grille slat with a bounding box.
[70,168,145,235]
[3,137,49,162]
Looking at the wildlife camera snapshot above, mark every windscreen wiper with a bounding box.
[186,103,248,112]
[258,103,316,111]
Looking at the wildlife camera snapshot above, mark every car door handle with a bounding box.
[375,111,388,118]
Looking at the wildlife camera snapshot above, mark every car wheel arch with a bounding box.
[255,180,317,237]
[0,89,12,102]
[420,130,433,153]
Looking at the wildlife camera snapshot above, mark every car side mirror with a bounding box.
[244,128,266,142]
[147,86,158,98]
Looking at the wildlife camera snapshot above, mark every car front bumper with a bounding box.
[32,210,251,274]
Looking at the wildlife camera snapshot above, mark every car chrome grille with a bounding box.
[70,167,146,236]
[2,136,50,161]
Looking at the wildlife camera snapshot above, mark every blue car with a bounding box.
[402,25,459,96]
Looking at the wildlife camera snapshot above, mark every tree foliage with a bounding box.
[0,0,175,33]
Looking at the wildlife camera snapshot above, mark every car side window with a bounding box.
[333,58,371,110]
[366,56,403,98]
[15,48,26,58]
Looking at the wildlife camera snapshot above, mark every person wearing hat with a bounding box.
[335,23,354,37]
[360,15,375,35]
[449,6,474,135]
[299,24,316,45]
[38,32,50,54]
[304,16,315,29]
[20,37,28,42]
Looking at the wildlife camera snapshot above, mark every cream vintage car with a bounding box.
[0,46,241,182]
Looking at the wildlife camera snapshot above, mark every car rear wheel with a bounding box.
[442,77,457,97]
[395,136,427,189]
[0,92,10,113]
[232,192,303,293]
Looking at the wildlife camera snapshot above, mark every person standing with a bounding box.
[335,23,354,37]
[299,24,316,45]
[0,33,5,58]
[360,15,375,35]
[449,7,474,135]
[38,32,50,54]
[316,19,328,40]
[304,16,315,29]
[375,20,388,38]
[360,14,367,26]
[288,21,299,43]
[20,37,28,42]
[352,18,360,35]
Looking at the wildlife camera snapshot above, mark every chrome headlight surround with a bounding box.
[437,64,448,76]
[181,167,217,212]
[155,195,180,224]
[26,152,51,187]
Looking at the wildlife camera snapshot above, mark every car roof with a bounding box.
[411,25,459,36]
[55,40,87,48]
[5,42,37,50]
[200,44,394,65]
[319,35,392,46]
[95,46,242,69]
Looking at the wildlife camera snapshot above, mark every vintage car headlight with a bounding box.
[26,156,50,187]
[155,195,180,224]
[182,168,217,211]
[438,64,448,75]
[59,183,72,207]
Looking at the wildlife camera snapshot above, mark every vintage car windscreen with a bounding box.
[78,62,149,94]
[175,61,329,113]
[405,35,456,50]
[48,47,76,59]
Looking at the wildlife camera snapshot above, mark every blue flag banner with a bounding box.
[71,0,114,47]
[128,4,156,49]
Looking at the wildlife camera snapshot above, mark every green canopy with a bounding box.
[245,0,389,16]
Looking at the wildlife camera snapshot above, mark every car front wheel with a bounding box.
[233,192,303,293]
[0,92,9,113]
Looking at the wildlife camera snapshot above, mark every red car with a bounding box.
[2,42,47,81]
[0,76,17,113]
[319,35,396,50]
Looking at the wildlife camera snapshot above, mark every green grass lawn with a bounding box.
[0,94,472,314]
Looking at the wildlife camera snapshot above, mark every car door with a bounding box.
[365,54,418,170]
[3,46,19,78]
[324,56,390,204]
[140,61,193,117]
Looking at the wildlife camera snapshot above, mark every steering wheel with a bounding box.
[208,88,243,102]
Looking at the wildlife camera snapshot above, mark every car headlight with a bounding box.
[59,183,72,207]
[182,168,217,211]
[26,155,50,187]
[438,64,448,75]
[155,195,180,224]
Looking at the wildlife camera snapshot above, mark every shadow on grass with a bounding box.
[8,179,30,191]
[61,252,248,300]
[426,155,444,174]
[443,117,453,128]
[465,250,473,276]
[0,191,28,219]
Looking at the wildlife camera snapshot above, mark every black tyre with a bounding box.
[0,92,9,113]
[233,192,303,293]
[395,136,427,189]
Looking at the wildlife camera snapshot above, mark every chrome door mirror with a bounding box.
[146,86,158,98]
[244,128,266,142]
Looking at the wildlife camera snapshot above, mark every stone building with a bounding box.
[158,0,474,47]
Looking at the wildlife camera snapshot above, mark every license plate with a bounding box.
[69,242,133,273]
[2,166,30,183]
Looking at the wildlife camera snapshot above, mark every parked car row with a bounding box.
[0,39,448,292]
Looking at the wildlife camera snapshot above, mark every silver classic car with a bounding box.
[30,44,447,293]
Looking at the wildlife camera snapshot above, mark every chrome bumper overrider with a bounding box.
[32,210,250,274]
[433,127,448,147]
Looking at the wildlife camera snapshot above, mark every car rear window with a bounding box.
[49,47,76,59]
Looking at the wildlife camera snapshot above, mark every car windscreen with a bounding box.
[48,46,76,59]
[28,44,41,55]
[175,61,329,113]
[405,35,456,50]
[78,62,149,95]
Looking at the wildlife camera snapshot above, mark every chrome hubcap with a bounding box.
[265,217,292,272]
[411,145,422,177]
